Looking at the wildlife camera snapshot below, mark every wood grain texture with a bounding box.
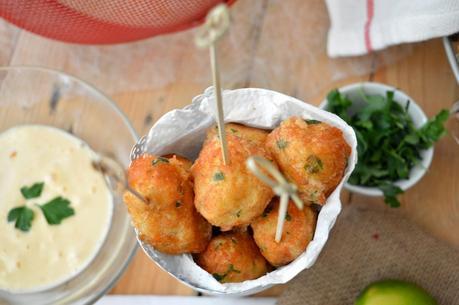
[0,0,457,297]
[110,249,193,295]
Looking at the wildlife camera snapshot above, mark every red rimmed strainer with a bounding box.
[0,0,235,44]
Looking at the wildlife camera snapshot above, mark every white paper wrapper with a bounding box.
[131,87,358,296]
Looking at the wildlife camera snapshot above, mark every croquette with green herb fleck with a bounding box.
[207,122,269,146]
[195,231,268,283]
[124,154,211,254]
[266,116,350,205]
[251,199,317,266]
[191,125,274,230]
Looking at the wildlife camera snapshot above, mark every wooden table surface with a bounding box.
[0,0,458,298]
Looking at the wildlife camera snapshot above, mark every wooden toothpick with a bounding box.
[195,4,231,165]
[93,156,148,204]
[246,156,304,242]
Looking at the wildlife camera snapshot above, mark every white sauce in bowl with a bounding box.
[0,125,113,293]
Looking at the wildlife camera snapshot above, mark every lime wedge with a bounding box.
[355,280,437,305]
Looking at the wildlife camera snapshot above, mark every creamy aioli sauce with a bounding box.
[0,125,113,292]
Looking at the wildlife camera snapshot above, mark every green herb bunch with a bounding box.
[326,89,449,207]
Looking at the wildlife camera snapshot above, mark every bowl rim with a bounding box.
[319,81,434,197]
[0,65,139,304]
[0,65,139,142]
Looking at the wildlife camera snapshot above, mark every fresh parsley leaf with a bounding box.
[20,182,44,199]
[404,133,419,145]
[152,157,169,166]
[355,130,368,156]
[38,196,75,225]
[213,171,225,181]
[230,128,238,133]
[357,93,387,121]
[7,207,22,222]
[326,89,352,123]
[7,206,34,232]
[379,184,403,207]
[417,109,449,149]
[325,89,448,208]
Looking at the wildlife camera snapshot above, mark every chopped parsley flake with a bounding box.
[305,119,322,125]
[152,157,169,166]
[276,139,288,149]
[212,264,241,282]
[305,155,323,174]
[20,182,44,199]
[213,171,225,181]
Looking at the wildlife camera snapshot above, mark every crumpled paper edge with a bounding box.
[135,87,357,296]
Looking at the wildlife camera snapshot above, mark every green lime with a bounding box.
[355,279,437,305]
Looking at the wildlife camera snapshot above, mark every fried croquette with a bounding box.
[164,153,193,172]
[195,231,268,283]
[207,123,269,146]
[266,116,351,205]
[124,154,211,254]
[251,199,316,266]
[191,125,274,230]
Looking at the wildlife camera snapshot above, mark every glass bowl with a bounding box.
[0,66,138,305]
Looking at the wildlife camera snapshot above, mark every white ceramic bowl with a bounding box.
[319,82,433,197]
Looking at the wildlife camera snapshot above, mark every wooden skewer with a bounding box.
[246,156,304,242]
[195,4,231,165]
[210,43,229,165]
[93,156,148,205]
[276,193,290,243]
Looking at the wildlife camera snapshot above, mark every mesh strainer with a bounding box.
[0,0,235,44]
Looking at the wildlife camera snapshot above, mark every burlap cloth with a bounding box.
[277,205,459,305]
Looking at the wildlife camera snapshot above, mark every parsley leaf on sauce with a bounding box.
[20,182,44,199]
[38,196,75,225]
[7,206,34,232]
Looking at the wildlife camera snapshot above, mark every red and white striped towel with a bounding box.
[325,0,459,57]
